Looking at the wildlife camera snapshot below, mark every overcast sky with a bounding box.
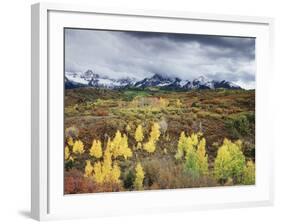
[65,28,255,89]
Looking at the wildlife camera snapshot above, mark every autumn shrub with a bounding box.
[65,126,79,139]
[143,158,215,189]
[93,108,109,116]
[191,102,199,107]
[225,114,250,137]
[64,169,84,194]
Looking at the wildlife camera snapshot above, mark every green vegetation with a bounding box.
[64,88,255,194]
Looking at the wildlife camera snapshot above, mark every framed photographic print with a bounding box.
[31,2,274,221]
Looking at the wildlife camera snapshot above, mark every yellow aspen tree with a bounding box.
[111,130,122,158]
[135,124,144,144]
[197,138,208,175]
[93,161,104,183]
[184,134,199,177]
[150,122,161,142]
[242,160,255,185]
[72,139,84,154]
[190,133,198,146]
[120,134,132,159]
[186,136,194,153]
[102,146,113,182]
[111,131,132,159]
[111,162,121,183]
[175,131,187,160]
[90,139,103,159]
[67,137,74,146]
[134,162,145,190]
[65,146,70,160]
[143,139,156,153]
[105,138,113,153]
[84,160,94,178]
[214,138,245,183]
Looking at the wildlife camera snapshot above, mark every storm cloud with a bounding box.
[65,28,255,89]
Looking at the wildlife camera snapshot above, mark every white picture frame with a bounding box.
[31,2,274,221]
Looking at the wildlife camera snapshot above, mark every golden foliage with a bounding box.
[143,139,156,153]
[134,162,145,190]
[65,146,70,160]
[214,138,246,183]
[72,140,85,154]
[150,122,161,142]
[67,137,74,146]
[197,138,208,175]
[84,160,94,178]
[143,122,161,153]
[111,162,121,183]
[175,132,208,177]
[93,161,104,183]
[88,143,122,184]
[111,131,132,159]
[243,160,255,185]
[90,139,103,159]
[175,131,187,160]
[135,124,144,143]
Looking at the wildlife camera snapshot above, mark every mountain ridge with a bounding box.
[65,70,242,90]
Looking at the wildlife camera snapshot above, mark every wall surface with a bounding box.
[0,0,280,223]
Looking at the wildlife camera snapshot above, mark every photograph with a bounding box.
[64,28,255,194]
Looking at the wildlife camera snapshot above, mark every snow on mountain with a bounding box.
[65,72,88,85]
[65,70,242,90]
[134,74,174,88]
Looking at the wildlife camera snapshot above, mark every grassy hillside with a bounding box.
[64,88,255,194]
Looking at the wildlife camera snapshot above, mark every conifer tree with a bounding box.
[90,139,103,159]
[134,162,145,190]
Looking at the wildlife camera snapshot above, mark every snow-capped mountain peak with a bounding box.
[65,70,242,90]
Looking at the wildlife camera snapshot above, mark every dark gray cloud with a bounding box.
[65,28,255,89]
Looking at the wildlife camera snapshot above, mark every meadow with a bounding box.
[64,87,255,194]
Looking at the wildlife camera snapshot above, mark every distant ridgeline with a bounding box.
[65,70,242,90]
